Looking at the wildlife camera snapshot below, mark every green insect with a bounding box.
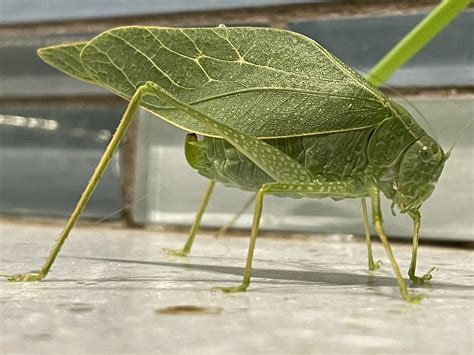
[4,26,449,303]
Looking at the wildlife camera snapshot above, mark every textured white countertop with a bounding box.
[1,220,472,354]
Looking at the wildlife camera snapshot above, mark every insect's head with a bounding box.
[394,135,447,213]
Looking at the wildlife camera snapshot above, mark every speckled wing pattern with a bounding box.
[40,26,392,138]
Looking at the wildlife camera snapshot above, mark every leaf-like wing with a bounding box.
[46,27,393,138]
[38,42,97,84]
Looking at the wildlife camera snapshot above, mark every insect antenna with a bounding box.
[91,193,154,225]
[387,87,437,140]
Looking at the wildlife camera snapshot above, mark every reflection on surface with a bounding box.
[0,104,124,218]
[0,114,112,143]
[0,114,58,130]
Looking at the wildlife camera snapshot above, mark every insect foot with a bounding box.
[369,259,383,271]
[409,266,437,285]
[404,293,427,304]
[211,285,248,293]
[4,272,44,282]
[162,248,189,257]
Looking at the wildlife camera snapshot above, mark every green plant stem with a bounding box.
[368,0,471,86]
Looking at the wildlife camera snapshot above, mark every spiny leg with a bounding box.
[146,83,403,297]
[361,198,382,271]
[143,84,317,293]
[163,180,216,257]
[407,210,436,284]
[138,86,388,295]
[212,179,365,293]
[3,83,155,282]
[368,186,425,303]
[145,84,371,295]
[144,82,313,185]
[214,194,255,238]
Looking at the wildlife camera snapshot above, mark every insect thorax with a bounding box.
[185,128,375,195]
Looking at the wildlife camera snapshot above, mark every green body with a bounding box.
[36,26,445,212]
[187,101,444,211]
[187,127,373,194]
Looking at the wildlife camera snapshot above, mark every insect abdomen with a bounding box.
[186,128,374,192]
[187,135,274,191]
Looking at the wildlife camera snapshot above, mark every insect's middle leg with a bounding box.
[163,180,216,257]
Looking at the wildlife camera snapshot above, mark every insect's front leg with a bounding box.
[368,186,425,303]
[3,83,155,282]
[407,210,437,284]
[212,179,364,294]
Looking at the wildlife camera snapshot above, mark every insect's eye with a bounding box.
[418,145,433,162]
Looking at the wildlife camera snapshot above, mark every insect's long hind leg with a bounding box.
[407,210,436,284]
[361,198,381,271]
[368,186,425,303]
[4,83,153,282]
[212,179,365,293]
[141,84,422,302]
[163,180,216,257]
[211,188,264,293]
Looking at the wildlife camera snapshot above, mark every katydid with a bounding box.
[4,26,450,303]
